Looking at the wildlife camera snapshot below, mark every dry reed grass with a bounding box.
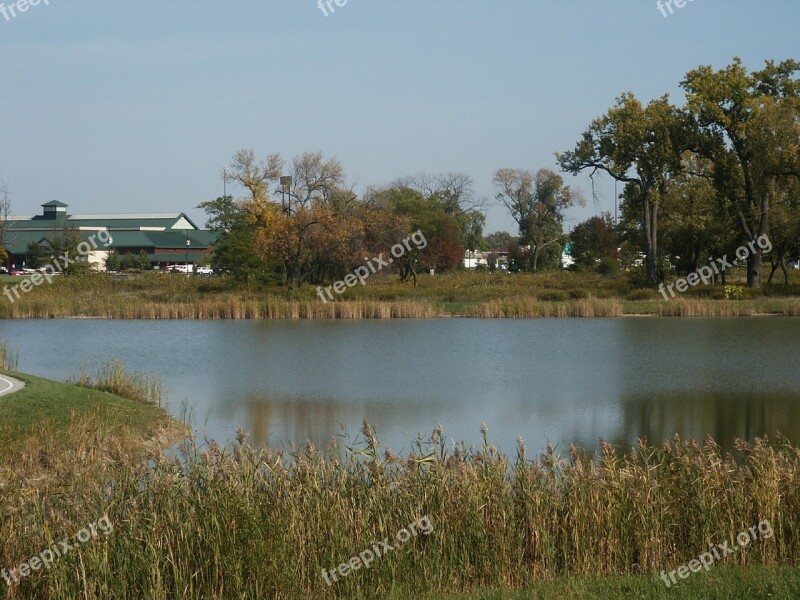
[1,416,799,599]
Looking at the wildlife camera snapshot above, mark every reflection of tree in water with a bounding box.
[245,394,432,451]
[245,395,347,450]
[606,391,800,454]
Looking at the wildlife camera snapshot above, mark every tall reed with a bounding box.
[2,417,799,599]
[68,359,165,407]
[0,340,18,370]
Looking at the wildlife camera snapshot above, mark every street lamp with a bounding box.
[280,176,292,214]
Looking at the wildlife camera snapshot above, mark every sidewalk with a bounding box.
[0,374,24,397]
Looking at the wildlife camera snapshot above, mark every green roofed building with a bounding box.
[2,201,217,271]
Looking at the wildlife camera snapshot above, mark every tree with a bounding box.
[682,58,800,288]
[47,230,91,275]
[557,94,687,286]
[484,231,515,251]
[461,211,487,264]
[0,182,10,267]
[25,240,47,269]
[105,250,121,272]
[570,213,618,270]
[494,168,582,271]
[765,180,800,285]
[198,195,273,285]
[224,148,282,208]
[392,172,484,215]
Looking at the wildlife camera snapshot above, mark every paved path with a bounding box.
[0,374,24,397]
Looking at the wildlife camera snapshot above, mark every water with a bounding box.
[3,318,800,455]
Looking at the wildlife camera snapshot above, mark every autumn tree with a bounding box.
[570,213,618,270]
[197,195,273,285]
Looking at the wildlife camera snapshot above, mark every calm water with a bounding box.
[3,318,800,455]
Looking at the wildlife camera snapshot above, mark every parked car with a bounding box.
[0,266,7,274]
[165,265,192,274]
[196,267,214,275]
[9,269,25,276]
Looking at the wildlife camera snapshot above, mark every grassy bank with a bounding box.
[435,566,800,599]
[3,269,800,318]
[2,407,800,599]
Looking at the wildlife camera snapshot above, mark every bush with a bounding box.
[568,289,589,300]
[537,290,568,302]
[627,289,658,301]
[596,257,619,275]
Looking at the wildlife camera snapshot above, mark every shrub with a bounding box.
[537,290,568,302]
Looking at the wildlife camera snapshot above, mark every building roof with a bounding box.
[2,203,216,255]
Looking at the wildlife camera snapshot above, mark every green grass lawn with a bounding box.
[424,566,800,599]
[0,368,174,445]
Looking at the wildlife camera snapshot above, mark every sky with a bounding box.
[1,0,798,234]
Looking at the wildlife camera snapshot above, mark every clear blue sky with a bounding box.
[1,0,797,233]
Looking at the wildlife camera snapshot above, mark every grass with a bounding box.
[2,269,800,319]
[429,566,800,598]
[0,361,177,447]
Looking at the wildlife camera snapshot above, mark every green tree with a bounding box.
[138,249,151,271]
[558,94,688,286]
[25,240,47,269]
[105,250,121,272]
[485,231,515,251]
[47,230,91,275]
[682,58,800,288]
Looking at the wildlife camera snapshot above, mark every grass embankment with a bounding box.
[3,269,800,318]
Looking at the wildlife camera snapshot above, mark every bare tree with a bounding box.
[286,152,346,212]
[392,172,485,215]
[0,182,11,267]
[224,148,283,206]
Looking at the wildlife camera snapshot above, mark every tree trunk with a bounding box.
[746,252,761,289]
[767,258,779,285]
[642,191,659,287]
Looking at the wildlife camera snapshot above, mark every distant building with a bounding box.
[561,241,575,269]
[463,250,508,270]
[2,201,217,270]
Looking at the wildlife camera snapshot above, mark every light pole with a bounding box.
[280,176,292,214]
[186,231,190,275]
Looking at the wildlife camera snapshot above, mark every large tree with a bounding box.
[557,94,687,286]
[682,58,800,288]
[493,168,581,272]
